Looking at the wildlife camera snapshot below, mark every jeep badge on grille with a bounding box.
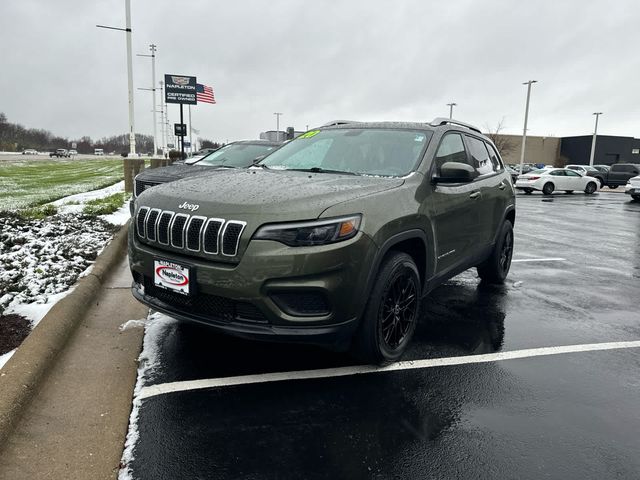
[178,202,200,212]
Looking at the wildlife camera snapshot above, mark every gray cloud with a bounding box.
[1,0,638,143]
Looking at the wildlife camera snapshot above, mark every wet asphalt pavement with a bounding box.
[126,192,640,479]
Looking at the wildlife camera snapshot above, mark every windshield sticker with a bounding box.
[298,130,320,139]
[415,134,425,142]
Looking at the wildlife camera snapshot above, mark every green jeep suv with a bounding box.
[129,119,516,364]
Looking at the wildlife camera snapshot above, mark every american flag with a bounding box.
[196,83,216,104]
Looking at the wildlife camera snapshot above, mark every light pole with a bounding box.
[518,80,537,174]
[274,112,283,141]
[97,0,136,156]
[446,102,457,119]
[136,44,157,156]
[589,112,603,166]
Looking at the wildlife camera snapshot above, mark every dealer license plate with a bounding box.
[154,259,191,296]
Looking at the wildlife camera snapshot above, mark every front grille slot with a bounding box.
[222,221,246,256]
[136,207,149,238]
[186,216,206,251]
[146,209,161,241]
[135,179,160,198]
[171,214,189,249]
[157,211,174,245]
[203,218,223,254]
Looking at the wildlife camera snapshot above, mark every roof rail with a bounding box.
[320,120,358,127]
[429,117,482,134]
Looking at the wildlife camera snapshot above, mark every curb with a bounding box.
[0,220,131,448]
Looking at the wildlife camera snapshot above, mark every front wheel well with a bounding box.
[387,238,426,287]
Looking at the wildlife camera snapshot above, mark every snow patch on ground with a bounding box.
[0,349,15,370]
[51,180,125,216]
[101,202,131,226]
[7,290,72,327]
[118,312,177,480]
[119,318,147,332]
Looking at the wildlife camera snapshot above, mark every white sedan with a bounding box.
[625,175,640,201]
[515,168,600,195]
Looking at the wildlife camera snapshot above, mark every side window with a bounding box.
[466,136,494,176]
[434,133,470,173]
[550,170,565,176]
[565,170,580,177]
[486,143,504,172]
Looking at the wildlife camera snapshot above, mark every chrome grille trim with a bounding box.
[170,214,190,249]
[136,207,150,239]
[137,206,246,259]
[185,216,207,252]
[157,211,175,245]
[146,208,161,241]
[221,220,247,257]
[202,218,224,254]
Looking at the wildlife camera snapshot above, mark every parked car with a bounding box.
[129,118,516,364]
[592,165,610,173]
[566,164,606,187]
[133,140,281,198]
[595,163,640,189]
[625,175,640,201]
[94,148,104,156]
[515,167,599,195]
[50,149,70,158]
[506,166,519,183]
[68,149,78,156]
[22,149,38,155]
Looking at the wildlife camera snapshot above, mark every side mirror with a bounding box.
[433,162,476,184]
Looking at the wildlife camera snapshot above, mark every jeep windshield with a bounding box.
[260,128,432,177]
[196,143,278,167]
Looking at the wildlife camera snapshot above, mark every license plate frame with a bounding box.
[153,259,192,296]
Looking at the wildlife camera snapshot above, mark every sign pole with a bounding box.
[188,104,193,156]
[180,103,185,160]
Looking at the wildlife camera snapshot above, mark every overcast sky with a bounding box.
[1,0,639,143]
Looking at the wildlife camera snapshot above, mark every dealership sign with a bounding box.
[164,74,197,105]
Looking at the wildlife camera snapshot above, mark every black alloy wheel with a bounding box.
[584,182,597,194]
[352,252,421,365]
[477,220,514,284]
[379,271,418,350]
[542,182,555,195]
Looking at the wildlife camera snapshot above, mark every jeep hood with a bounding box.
[136,168,404,221]
[136,164,222,183]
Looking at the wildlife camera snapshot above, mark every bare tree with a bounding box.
[484,117,516,157]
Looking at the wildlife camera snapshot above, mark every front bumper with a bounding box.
[624,185,640,195]
[128,226,377,347]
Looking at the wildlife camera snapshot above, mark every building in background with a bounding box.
[260,127,304,142]
[559,135,640,166]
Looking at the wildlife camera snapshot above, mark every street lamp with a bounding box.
[137,44,157,157]
[274,112,283,141]
[446,102,457,119]
[518,80,537,174]
[589,112,603,166]
[97,0,136,156]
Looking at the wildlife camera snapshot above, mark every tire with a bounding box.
[523,188,533,195]
[565,190,574,194]
[351,251,421,365]
[584,182,597,194]
[477,221,514,284]
[610,185,618,189]
[542,182,555,195]
[632,195,640,201]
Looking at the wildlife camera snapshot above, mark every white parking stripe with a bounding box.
[512,258,566,263]
[138,340,640,400]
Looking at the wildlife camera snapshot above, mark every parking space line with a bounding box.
[138,340,640,400]
[512,258,566,263]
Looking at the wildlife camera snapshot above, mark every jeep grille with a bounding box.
[136,207,246,258]
[134,179,160,198]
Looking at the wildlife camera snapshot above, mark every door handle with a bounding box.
[469,191,481,199]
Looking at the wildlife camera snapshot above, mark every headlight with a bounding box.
[253,215,362,246]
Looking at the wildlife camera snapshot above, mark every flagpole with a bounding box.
[188,104,193,156]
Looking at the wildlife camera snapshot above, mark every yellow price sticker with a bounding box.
[298,130,320,139]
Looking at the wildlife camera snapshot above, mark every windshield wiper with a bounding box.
[288,167,358,175]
